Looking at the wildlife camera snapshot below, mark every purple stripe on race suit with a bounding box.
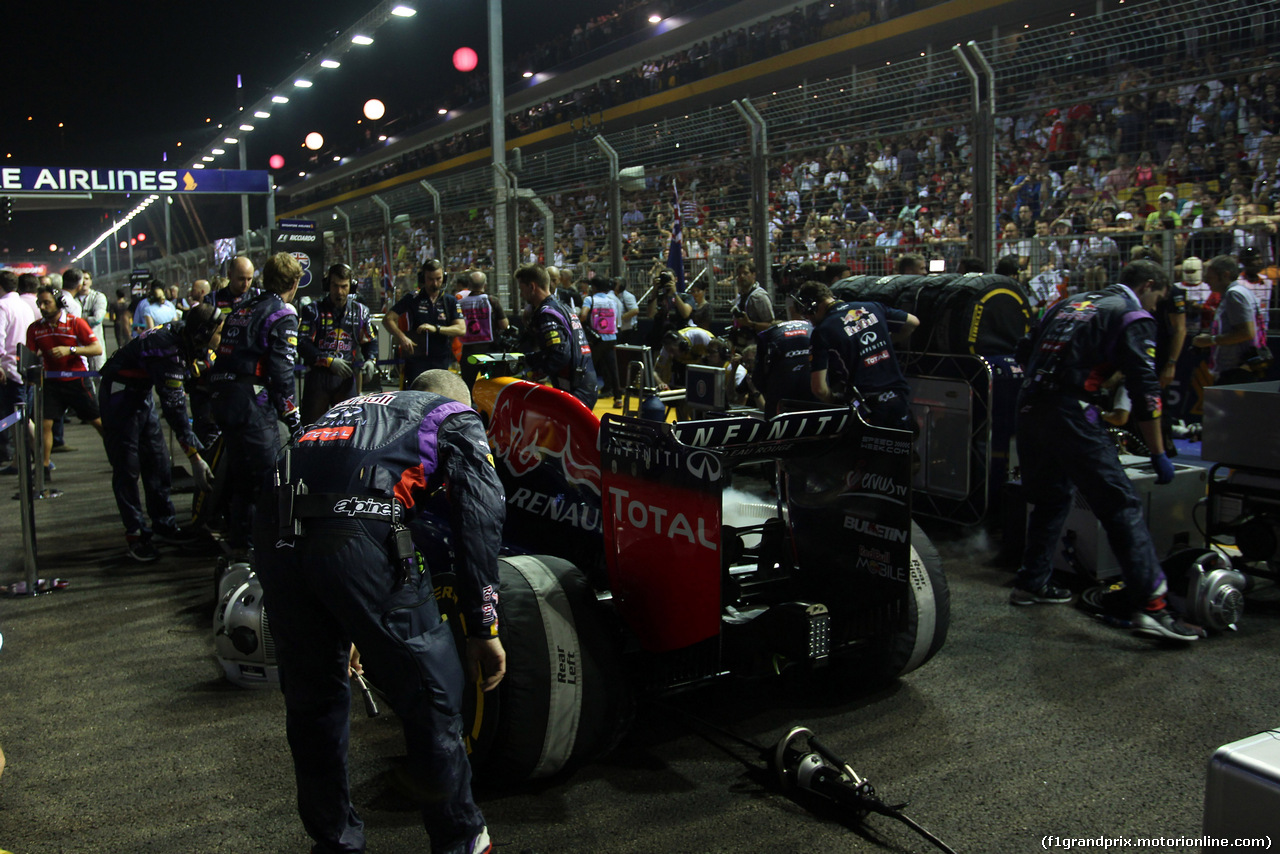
[259,305,297,349]
[417,400,471,477]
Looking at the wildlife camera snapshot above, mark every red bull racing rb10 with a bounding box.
[414,371,950,783]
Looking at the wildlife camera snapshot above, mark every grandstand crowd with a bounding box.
[267,0,1280,324]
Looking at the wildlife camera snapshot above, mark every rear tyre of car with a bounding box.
[435,554,631,783]
[865,522,950,682]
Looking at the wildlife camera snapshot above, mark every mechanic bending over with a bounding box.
[1010,259,1200,642]
[98,303,223,562]
[793,280,919,431]
[255,369,504,854]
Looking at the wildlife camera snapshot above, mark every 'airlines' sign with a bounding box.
[0,167,271,195]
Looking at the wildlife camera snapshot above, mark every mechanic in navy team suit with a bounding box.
[204,255,259,317]
[255,369,505,854]
[747,299,817,416]
[209,252,304,558]
[298,263,378,425]
[384,259,466,385]
[99,304,223,562]
[794,280,919,430]
[515,263,599,409]
[1011,259,1199,642]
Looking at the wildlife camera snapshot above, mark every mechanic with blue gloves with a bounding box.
[298,263,378,424]
[254,369,504,854]
[1011,258,1199,642]
[209,252,304,559]
[515,262,598,409]
[99,303,223,562]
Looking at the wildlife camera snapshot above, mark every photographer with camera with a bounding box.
[643,267,691,348]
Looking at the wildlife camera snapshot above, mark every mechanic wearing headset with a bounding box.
[99,304,223,562]
[793,280,919,430]
[515,263,598,409]
[298,263,378,425]
[255,369,504,854]
[383,259,466,386]
[1011,259,1199,642]
[208,252,304,559]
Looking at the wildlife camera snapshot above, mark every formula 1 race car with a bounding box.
[412,365,951,783]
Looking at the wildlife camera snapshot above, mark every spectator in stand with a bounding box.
[997,222,1029,274]
[1101,154,1135,195]
[1187,212,1234,261]
[930,221,968,271]
[1145,191,1182,232]
[1011,161,1052,219]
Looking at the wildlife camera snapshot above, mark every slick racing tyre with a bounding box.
[866,522,950,682]
[435,555,632,783]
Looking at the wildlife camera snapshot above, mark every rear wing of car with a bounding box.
[600,405,914,653]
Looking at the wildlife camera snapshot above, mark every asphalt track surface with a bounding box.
[3,420,1280,854]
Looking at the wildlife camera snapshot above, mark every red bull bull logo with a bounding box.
[486,380,601,494]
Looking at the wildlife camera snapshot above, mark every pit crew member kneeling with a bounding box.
[515,263,598,409]
[254,369,505,854]
[1012,259,1200,642]
[99,304,223,562]
[794,281,918,430]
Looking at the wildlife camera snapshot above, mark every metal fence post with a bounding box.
[12,402,38,593]
[594,135,623,278]
[333,205,353,270]
[372,195,392,298]
[733,98,771,300]
[418,181,444,265]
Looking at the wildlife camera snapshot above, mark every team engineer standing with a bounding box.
[208,253,303,559]
[298,263,378,425]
